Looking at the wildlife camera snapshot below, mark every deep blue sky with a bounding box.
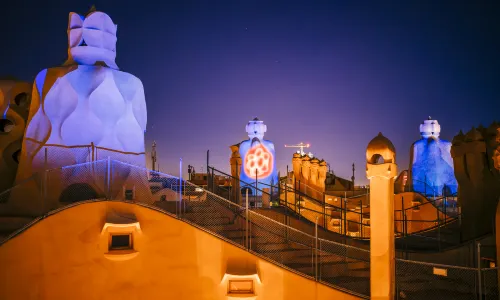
[1,1,499,183]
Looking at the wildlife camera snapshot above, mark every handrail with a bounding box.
[208,166,277,195]
[24,139,146,156]
[1,158,488,299]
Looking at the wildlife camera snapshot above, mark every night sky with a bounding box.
[2,1,499,184]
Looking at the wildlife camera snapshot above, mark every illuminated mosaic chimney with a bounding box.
[231,118,278,198]
[12,8,148,213]
[409,117,458,196]
[0,80,32,192]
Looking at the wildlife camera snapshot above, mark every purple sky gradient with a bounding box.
[2,1,499,183]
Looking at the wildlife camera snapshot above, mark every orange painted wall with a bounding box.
[0,201,360,300]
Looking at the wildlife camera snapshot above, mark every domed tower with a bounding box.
[408,117,458,196]
[366,132,397,300]
[12,8,148,213]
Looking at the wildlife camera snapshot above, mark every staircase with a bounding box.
[149,177,371,298]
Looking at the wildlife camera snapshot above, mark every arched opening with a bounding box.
[0,119,14,133]
[12,149,21,163]
[370,154,385,165]
[59,183,98,203]
[14,92,30,107]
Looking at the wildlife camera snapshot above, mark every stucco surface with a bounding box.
[0,201,359,300]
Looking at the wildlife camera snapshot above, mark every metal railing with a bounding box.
[203,166,463,249]
[0,158,497,299]
[116,160,371,297]
[396,258,479,300]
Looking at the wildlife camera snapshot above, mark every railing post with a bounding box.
[106,156,111,200]
[212,168,215,194]
[295,179,298,213]
[401,196,405,237]
[246,189,249,250]
[43,147,48,214]
[179,158,183,216]
[437,205,441,251]
[323,193,327,229]
[315,216,319,281]
[255,169,258,208]
[42,169,48,214]
[444,194,447,224]
[285,167,288,219]
[340,193,344,234]
[344,192,347,236]
[477,242,482,299]
[44,147,48,171]
[360,199,363,237]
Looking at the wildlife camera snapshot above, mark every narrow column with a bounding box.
[229,145,242,204]
[366,132,397,300]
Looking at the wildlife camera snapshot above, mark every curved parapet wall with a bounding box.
[0,80,32,192]
[409,118,458,196]
[451,123,500,240]
[0,201,360,300]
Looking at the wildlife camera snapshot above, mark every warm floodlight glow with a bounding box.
[221,273,262,285]
[433,267,448,277]
[101,222,141,233]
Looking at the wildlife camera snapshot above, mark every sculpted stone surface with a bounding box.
[408,118,458,196]
[451,122,500,240]
[0,80,32,192]
[366,132,397,300]
[17,9,147,183]
[64,7,118,69]
[7,8,148,215]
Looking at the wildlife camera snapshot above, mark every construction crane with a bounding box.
[285,142,310,156]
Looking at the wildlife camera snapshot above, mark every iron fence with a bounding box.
[319,238,370,296]
[205,169,462,244]
[1,158,499,299]
[396,258,479,300]
[481,267,499,300]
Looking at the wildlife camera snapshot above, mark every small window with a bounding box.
[109,234,132,251]
[228,279,254,295]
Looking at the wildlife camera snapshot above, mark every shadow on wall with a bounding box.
[59,183,98,203]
